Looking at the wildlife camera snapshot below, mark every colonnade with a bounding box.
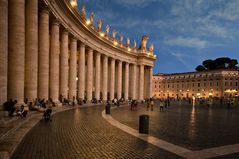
[0,0,153,106]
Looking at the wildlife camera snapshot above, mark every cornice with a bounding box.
[43,0,156,66]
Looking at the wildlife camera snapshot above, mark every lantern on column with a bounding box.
[70,0,78,7]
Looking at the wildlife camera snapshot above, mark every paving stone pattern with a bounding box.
[111,102,239,150]
[11,106,182,159]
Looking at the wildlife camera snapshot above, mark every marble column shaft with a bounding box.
[149,67,153,98]
[8,0,25,103]
[86,48,93,101]
[95,52,101,100]
[102,56,108,101]
[139,65,144,100]
[25,0,38,102]
[0,0,8,105]
[131,64,137,99]
[124,63,129,100]
[78,43,85,99]
[110,59,115,100]
[69,37,77,99]
[49,21,60,102]
[117,61,122,100]
[38,9,49,99]
[59,31,68,98]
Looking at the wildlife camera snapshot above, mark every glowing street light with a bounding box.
[70,0,77,7]
[86,19,91,25]
[114,41,118,46]
[99,32,104,37]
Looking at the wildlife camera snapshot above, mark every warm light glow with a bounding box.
[86,19,91,25]
[202,89,204,91]
[70,0,77,7]
[187,90,189,92]
[114,41,118,46]
[100,32,104,37]
[179,90,182,92]
[76,77,78,81]
[153,55,157,58]
[147,53,150,56]
[209,92,213,96]
[128,48,131,51]
[196,93,200,96]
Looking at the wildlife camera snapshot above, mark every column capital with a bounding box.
[79,42,85,47]
[86,47,93,52]
[62,29,68,35]
[52,19,60,26]
[96,51,101,56]
[41,7,50,14]
[70,36,77,42]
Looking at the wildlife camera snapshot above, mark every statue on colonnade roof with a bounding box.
[119,35,123,44]
[126,37,130,46]
[139,35,148,51]
[90,12,94,24]
[97,19,102,31]
[112,30,117,39]
[81,4,86,18]
[105,25,110,36]
[149,44,154,52]
[133,40,137,49]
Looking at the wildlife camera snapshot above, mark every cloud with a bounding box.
[164,37,207,49]
[114,0,158,7]
[164,48,194,70]
[209,0,239,21]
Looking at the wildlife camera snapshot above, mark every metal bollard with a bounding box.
[139,115,149,134]
[105,103,111,114]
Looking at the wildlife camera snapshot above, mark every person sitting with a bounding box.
[9,100,18,116]
[17,105,28,117]
[42,108,52,121]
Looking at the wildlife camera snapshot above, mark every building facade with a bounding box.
[0,0,156,107]
[153,70,239,99]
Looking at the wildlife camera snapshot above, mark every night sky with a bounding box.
[77,0,239,74]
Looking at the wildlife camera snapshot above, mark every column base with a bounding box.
[53,100,62,107]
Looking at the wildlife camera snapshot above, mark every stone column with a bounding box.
[49,20,60,102]
[139,65,144,100]
[78,43,85,100]
[86,48,93,101]
[117,61,122,100]
[95,52,101,100]
[25,0,38,102]
[131,64,137,99]
[69,37,77,99]
[149,67,153,98]
[102,56,108,101]
[110,59,115,100]
[124,63,129,100]
[8,0,25,103]
[59,31,68,98]
[0,0,8,105]
[38,9,49,100]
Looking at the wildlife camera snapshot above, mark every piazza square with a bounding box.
[0,0,239,159]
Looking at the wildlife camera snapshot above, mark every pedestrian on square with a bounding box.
[159,100,164,111]
[146,99,150,111]
[150,98,154,111]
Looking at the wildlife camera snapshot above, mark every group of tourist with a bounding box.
[3,99,28,117]
[3,98,57,118]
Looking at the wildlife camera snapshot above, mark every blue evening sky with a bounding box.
[77,0,239,74]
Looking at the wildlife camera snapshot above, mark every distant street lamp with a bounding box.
[70,0,77,7]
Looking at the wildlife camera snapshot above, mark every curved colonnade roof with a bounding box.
[43,0,156,67]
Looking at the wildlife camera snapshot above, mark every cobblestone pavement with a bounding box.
[111,102,239,151]
[11,105,182,159]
